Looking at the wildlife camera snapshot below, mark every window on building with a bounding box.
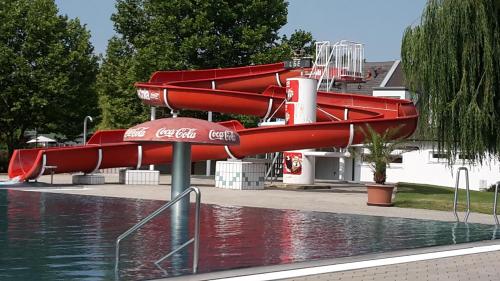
[459,154,474,160]
[432,152,448,159]
[429,151,448,163]
[391,155,403,163]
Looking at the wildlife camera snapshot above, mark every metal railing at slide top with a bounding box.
[309,40,364,92]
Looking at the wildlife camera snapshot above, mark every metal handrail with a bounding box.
[453,167,470,222]
[114,187,201,277]
[265,152,280,182]
[494,181,500,225]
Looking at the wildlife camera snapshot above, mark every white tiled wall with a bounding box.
[119,169,160,185]
[72,174,105,185]
[215,161,266,190]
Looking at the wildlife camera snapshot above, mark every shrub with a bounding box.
[0,150,8,173]
[486,183,500,193]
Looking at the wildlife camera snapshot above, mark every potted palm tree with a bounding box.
[362,125,402,206]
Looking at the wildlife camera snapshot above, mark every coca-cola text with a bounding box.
[137,89,160,101]
[124,127,149,138]
[155,128,197,139]
[208,130,237,142]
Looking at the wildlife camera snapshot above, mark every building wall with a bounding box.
[358,142,500,190]
[315,157,339,180]
[372,87,411,100]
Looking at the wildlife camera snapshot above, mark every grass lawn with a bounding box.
[394,182,498,215]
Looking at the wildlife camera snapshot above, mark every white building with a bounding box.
[351,62,500,190]
[357,141,500,191]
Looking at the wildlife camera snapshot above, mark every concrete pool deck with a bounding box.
[1,173,499,281]
[1,173,496,225]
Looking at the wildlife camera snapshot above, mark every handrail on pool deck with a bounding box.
[114,187,201,278]
[453,167,470,223]
[494,181,500,225]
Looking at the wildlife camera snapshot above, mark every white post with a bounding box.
[339,156,345,181]
[283,78,317,185]
[149,107,156,171]
[339,109,349,181]
[206,111,212,176]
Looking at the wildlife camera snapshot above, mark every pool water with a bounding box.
[0,189,499,280]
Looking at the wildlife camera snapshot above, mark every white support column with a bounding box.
[339,109,349,181]
[206,111,212,176]
[149,106,156,171]
[283,77,318,185]
[339,156,346,181]
[206,81,216,176]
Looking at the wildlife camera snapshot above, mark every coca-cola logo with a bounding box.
[208,130,237,142]
[125,127,149,138]
[286,87,294,100]
[137,89,160,101]
[155,128,197,139]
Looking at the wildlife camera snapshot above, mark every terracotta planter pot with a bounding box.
[366,183,395,207]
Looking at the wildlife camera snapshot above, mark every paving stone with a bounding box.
[281,251,500,281]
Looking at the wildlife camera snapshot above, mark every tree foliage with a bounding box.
[98,0,314,129]
[401,0,500,162]
[251,29,315,64]
[0,0,99,155]
[97,37,148,129]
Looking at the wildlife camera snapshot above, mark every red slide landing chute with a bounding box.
[8,62,418,181]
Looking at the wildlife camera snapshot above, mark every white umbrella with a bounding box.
[27,136,57,144]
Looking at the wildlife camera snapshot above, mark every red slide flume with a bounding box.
[8,62,418,181]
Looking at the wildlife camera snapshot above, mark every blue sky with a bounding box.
[54,0,427,61]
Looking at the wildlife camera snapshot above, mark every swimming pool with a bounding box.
[0,189,498,280]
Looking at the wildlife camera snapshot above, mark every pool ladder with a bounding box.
[494,181,500,225]
[453,167,470,223]
[114,187,201,278]
[453,167,500,225]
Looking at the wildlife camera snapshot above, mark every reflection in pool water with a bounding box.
[0,189,498,280]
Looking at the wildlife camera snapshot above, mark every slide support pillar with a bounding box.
[283,77,318,185]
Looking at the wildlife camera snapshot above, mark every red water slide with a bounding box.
[8,62,418,181]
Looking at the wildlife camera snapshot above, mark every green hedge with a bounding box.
[0,150,8,173]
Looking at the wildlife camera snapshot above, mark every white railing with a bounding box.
[309,40,364,92]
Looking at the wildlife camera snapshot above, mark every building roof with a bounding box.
[384,62,405,87]
[26,136,57,143]
[317,60,404,95]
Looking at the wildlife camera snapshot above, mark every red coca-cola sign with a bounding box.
[283,152,302,175]
[124,117,240,145]
[135,87,164,106]
[286,79,299,102]
[137,88,161,101]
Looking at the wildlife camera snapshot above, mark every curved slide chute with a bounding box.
[8,62,418,181]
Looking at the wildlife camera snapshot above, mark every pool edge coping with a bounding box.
[157,239,500,281]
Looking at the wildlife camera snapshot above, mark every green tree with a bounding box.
[0,0,99,156]
[97,37,148,129]
[251,29,315,64]
[98,0,314,129]
[401,0,500,162]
